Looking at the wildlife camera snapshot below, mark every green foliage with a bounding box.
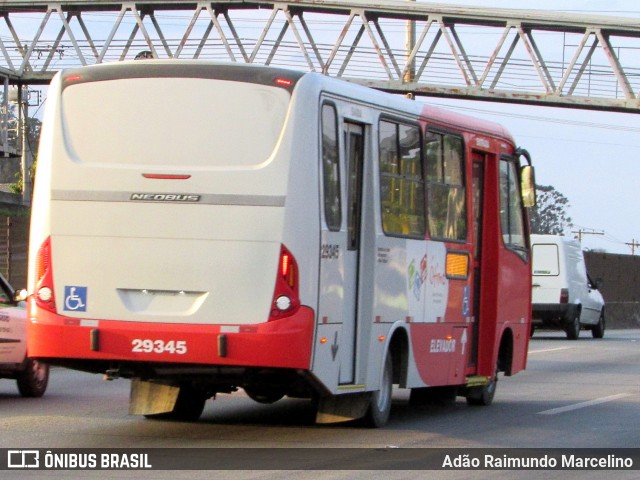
[6,116,40,195]
[1,94,41,195]
[530,184,573,235]
[7,172,22,194]
[0,205,30,218]
[7,158,37,196]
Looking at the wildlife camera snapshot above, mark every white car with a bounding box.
[0,273,49,396]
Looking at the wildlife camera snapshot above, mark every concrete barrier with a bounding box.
[602,302,640,329]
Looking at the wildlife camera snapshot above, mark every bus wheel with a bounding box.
[145,385,207,422]
[17,358,50,398]
[466,372,497,406]
[363,352,393,428]
[591,312,605,339]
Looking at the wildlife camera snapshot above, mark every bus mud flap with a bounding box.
[315,392,370,424]
[128,378,180,416]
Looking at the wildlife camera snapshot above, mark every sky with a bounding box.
[10,0,640,254]
[414,0,640,254]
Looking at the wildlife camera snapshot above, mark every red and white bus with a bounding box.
[28,61,535,426]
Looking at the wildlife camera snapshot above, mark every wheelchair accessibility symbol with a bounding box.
[64,286,87,312]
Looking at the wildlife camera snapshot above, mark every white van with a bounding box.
[530,234,605,339]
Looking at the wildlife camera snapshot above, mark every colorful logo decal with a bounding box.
[64,286,87,312]
[424,243,450,322]
[408,255,428,300]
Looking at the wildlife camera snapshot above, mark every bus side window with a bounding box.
[425,131,467,241]
[378,119,425,237]
[321,103,342,231]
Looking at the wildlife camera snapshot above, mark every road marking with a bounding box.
[528,347,574,354]
[538,393,633,415]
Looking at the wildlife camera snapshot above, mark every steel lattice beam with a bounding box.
[0,0,638,113]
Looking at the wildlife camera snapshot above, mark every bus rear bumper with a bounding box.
[26,301,314,371]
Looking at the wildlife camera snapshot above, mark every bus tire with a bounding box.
[16,358,49,398]
[466,372,497,406]
[145,385,207,422]
[363,352,393,428]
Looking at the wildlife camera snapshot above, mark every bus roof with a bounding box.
[420,103,515,144]
[58,60,515,145]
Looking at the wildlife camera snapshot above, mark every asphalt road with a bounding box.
[0,329,638,479]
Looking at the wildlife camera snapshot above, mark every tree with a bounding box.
[7,116,40,196]
[530,184,573,235]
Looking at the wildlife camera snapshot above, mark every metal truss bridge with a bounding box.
[1,0,640,156]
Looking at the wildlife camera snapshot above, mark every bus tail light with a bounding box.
[275,77,293,87]
[269,244,300,321]
[35,237,57,313]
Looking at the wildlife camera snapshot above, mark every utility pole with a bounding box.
[404,0,416,85]
[625,239,640,255]
[571,228,604,242]
[10,85,33,205]
[18,85,32,205]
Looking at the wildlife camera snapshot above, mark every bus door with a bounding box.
[339,122,365,384]
[318,107,366,387]
[469,152,485,368]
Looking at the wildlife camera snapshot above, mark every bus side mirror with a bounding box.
[521,165,536,208]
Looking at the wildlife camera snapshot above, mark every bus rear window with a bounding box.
[61,77,290,168]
